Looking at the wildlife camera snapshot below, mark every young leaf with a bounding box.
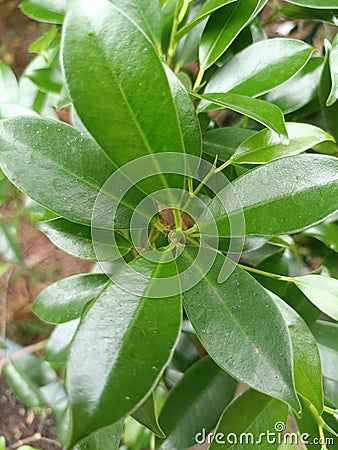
[272,294,323,414]
[157,356,237,449]
[176,0,237,38]
[264,57,324,115]
[19,0,66,23]
[0,117,115,226]
[73,421,122,450]
[327,33,338,107]
[285,0,338,9]
[132,393,165,438]
[177,248,300,412]
[199,0,266,69]
[33,274,110,324]
[202,127,255,162]
[230,122,333,165]
[209,389,288,449]
[310,320,338,408]
[196,92,288,141]
[62,0,201,175]
[0,62,19,103]
[204,38,314,97]
[294,274,338,321]
[67,256,181,445]
[202,154,338,237]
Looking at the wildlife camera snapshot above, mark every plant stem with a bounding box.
[324,405,337,416]
[185,235,200,247]
[237,264,294,282]
[167,1,189,67]
[173,208,182,230]
[193,67,205,92]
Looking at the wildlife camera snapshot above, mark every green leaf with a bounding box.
[38,219,132,261]
[285,0,338,9]
[0,437,5,450]
[271,294,323,413]
[196,93,288,141]
[294,274,338,321]
[202,154,338,237]
[45,319,80,364]
[62,0,201,174]
[303,223,338,253]
[199,0,266,69]
[27,67,63,94]
[73,421,122,450]
[202,127,255,162]
[230,122,333,165]
[264,57,324,115]
[327,33,338,107]
[67,256,181,445]
[0,117,115,226]
[177,248,300,411]
[0,220,23,264]
[0,62,19,103]
[281,5,338,25]
[209,389,288,450]
[109,0,162,50]
[28,27,58,54]
[33,274,110,324]
[157,356,237,449]
[19,0,66,23]
[204,38,313,97]
[310,320,338,408]
[132,393,165,438]
[3,361,47,408]
[176,0,237,38]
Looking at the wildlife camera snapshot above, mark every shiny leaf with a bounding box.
[202,154,338,237]
[73,421,122,450]
[294,274,338,321]
[33,274,110,324]
[272,294,323,413]
[303,223,338,253]
[204,38,313,97]
[177,248,300,411]
[199,0,265,69]
[45,320,80,364]
[285,0,338,9]
[230,122,333,164]
[19,0,66,23]
[62,0,201,174]
[264,57,324,114]
[132,393,165,438]
[196,92,288,140]
[202,127,255,162]
[67,256,181,445]
[176,0,237,38]
[0,117,115,226]
[281,5,338,24]
[209,389,288,450]
[157,356,237,450]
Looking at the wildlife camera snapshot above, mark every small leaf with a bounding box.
[202,127,255,162]
[27,67,63,94]
[132,393,165,438]
[202,154,338,237]
[0,62,19,103]
[199,0,266,69]
[176,0,237,38]
[73,421,122,450]
[19,0,66,23]
[294,274,338,321]
[157,356,237,449]
[33,274,110,324]
[327,33,338,107]
[209,389,288,450]
[204,38,314,97]
[230,122,333,164]
[303,223,338,253]
[177,248,300,411]
[67,255,181,445]
[272,294,323,413]
[196,92,288,141]
[28,27,58,54]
